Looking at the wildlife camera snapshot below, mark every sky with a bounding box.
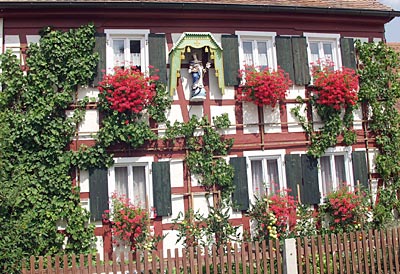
[379,0,400,42]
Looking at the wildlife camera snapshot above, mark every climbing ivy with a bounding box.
[165,114,234,200]
[292,97,357,157]
[0,25,98,273]
[356,41,400,226]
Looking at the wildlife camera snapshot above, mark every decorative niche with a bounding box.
[169,32,225,97]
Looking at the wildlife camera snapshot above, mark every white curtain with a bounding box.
[266,159,279,195]
[251,160,265,198]
[320,156,333,195]
[243,41,254,66]
[323,43,333,63]
[132,166,146,207]
[113,39,125,67]
[129,40,141,68]
[257,41,268,69]
[334,155,346,186]
[115,167,128,197]
[309,42,319,64]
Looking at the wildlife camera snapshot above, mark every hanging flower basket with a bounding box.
[312,62,359,111]
[98,66,158,114]
[238,65,292,108]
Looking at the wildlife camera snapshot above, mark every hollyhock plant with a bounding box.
[312,61,359,111]
[238,65,292,108]
[98,66,158,114]
[102,193,162,252]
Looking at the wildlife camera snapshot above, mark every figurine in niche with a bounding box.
[188,53,211,101]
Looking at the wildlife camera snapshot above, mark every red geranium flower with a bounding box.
[312,61,359,111]
[98,66,157,114]
[238,65,292,108]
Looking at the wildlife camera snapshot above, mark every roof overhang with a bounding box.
[0,2,399,20]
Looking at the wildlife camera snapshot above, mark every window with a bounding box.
[236,31,277,70]
[244,150,286,201]
[318,147,353,198]
[108,157,153,208]
[251,158,281,196]
[105,29,149,72]
[305,33,341,70]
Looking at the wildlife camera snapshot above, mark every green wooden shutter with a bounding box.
[89,168,109,222]
[285,154,302,201]
[222,35,240,86]
[301,155,320,204]
[340,38,356,70]
[352,151,369,189]
[276,36,295,82]
[152,162,172,217]
[148,33,167,85]
[230,157,249,211]
[92,33,106,87]
[291,37,311,86]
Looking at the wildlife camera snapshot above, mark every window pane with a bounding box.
[257,41,268,68]
[320,156,333,195]
[251,160,265,197]
[266,159,279,195]
[243,41,254,66]
[322,43,333,63]
[129,40,141,68]
[115,167,128,197]
[334,155,346,186]
[113,39,125,67]
[132,166,146,207]
[310,42,319,64]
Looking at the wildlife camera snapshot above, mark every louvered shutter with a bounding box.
[301,155,320,204]
[276,36,295,82]
[148,33,167,85]
[340,38,356,70]
[92,33,106,87]
[222,35,240,86]
[152,162,172,217]
[230,157,249,211]
[352,151,369,190]
[291,37,311,86]
[89,168,109,222]
[285,154,302,201]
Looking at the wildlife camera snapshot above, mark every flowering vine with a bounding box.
[292,62,359,157]
[70,66,173,167]
[238,65,292,108]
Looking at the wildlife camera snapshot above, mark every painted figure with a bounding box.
[188,53,211,101]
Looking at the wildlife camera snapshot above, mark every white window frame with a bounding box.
[105,29,150,74]
[235,31,277,70]
[243,149,286,204]
[304,33,341,71]
[318,146,354,202]
[108,156,154,209]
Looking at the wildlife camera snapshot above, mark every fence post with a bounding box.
[283,238,298,274]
